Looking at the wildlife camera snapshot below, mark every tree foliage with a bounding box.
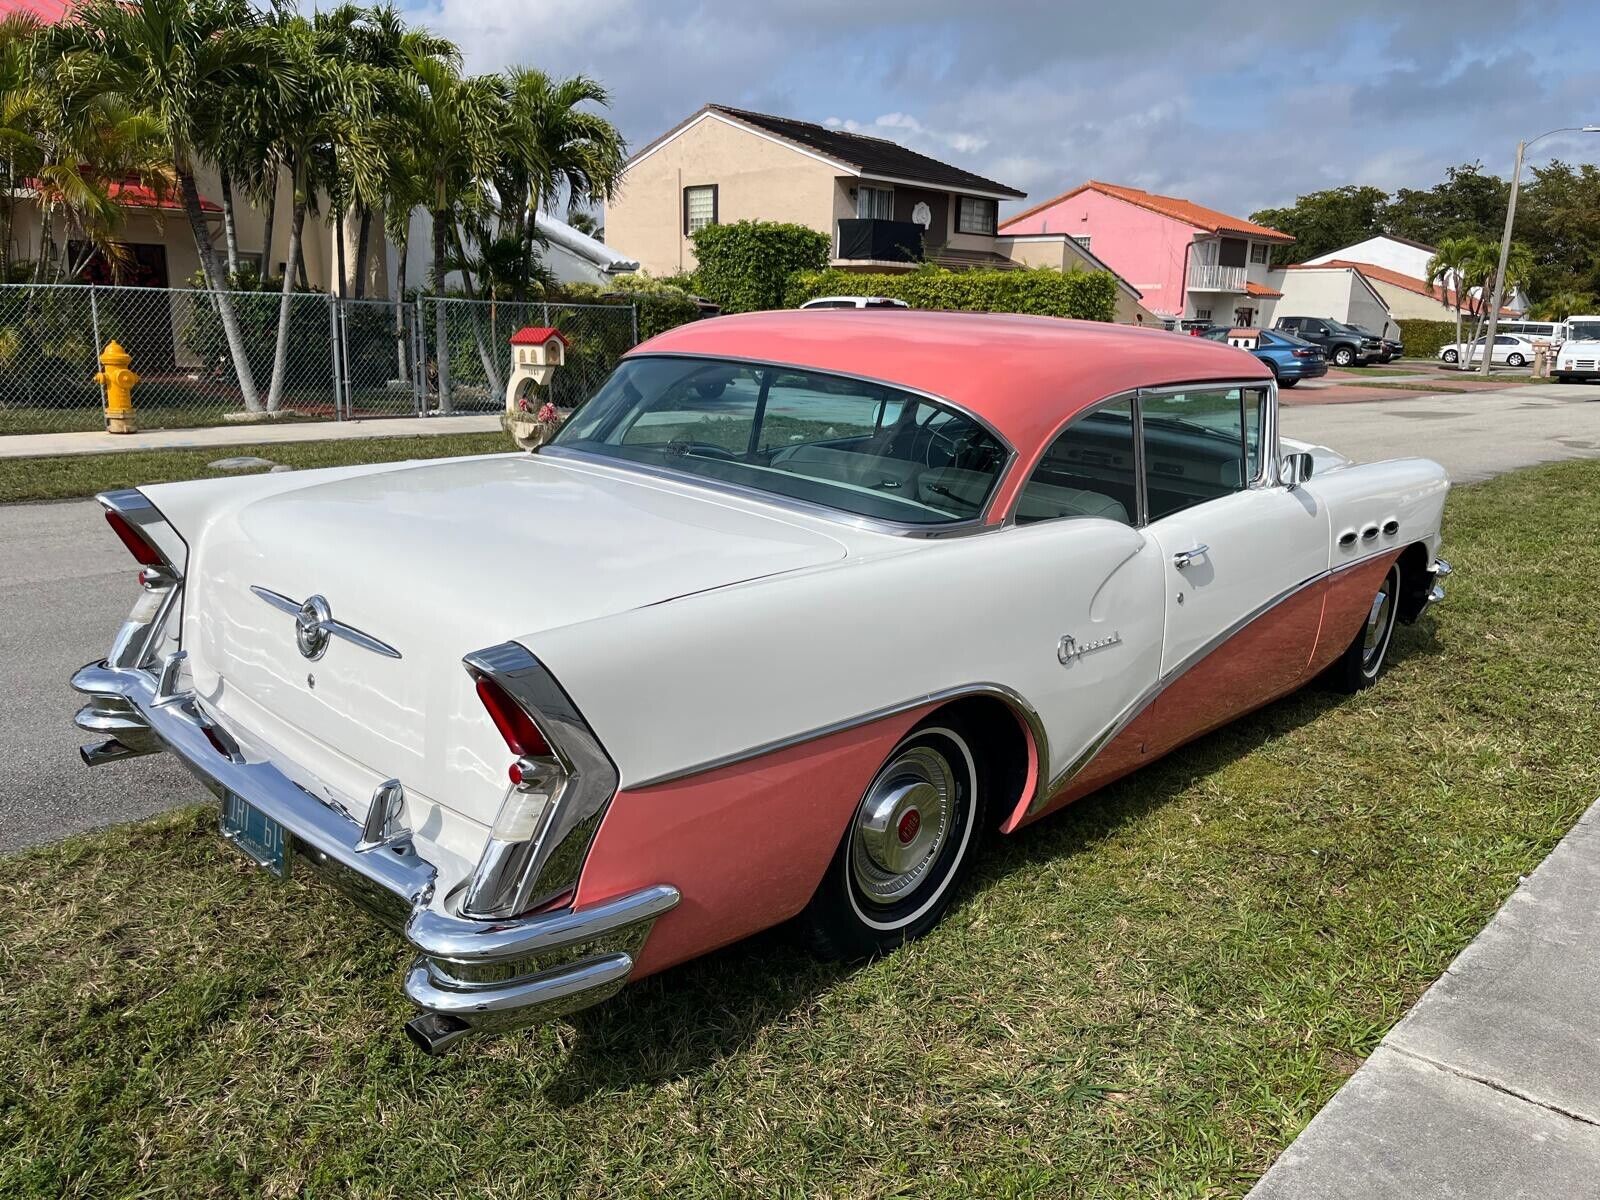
[690,221,830,313]
[1253,161,1600,304]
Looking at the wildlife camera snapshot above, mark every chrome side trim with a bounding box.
[249,585,403,660]
[628,681,1050,791]
[459,642,621,919]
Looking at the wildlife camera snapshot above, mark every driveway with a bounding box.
[6,380,1600,854]
[1281,381,1600,482]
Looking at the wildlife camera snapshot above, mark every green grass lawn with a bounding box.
[1,431,512,504]
[2,461,1598,1197]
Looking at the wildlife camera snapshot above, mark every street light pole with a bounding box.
[1479,124,1600,376]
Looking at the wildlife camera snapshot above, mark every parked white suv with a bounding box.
[1554,316,1600,383]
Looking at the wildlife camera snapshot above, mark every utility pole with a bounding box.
[1480,125,1600,377]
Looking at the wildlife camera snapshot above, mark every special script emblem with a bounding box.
[1058,630,1122,665]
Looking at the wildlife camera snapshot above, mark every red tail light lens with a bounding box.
[105,509,165,566]
[475,675,552,758]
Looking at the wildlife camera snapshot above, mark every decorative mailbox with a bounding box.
[504,326,571,450]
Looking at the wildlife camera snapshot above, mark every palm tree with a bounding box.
[55,0,276,410]
[1426,236,1476,356]
[495,68,625,300]
[387,50,501,412]
[0,13,43,281]
[1532,290,1596,321]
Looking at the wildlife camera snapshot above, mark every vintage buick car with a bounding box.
[72,311,1451,1053]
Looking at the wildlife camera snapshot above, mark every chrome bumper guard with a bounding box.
[1424,557,1451,610]
[71,659,678,1054]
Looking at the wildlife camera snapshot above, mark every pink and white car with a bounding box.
[72,312,1452,1052]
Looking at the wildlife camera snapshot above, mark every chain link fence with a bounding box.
[0,283,638,435]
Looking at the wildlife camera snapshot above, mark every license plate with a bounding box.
[220,792,291,878]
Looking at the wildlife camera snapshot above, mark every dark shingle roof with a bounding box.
[708,105,1025,199]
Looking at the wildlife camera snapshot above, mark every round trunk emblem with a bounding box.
[295,595,332,661]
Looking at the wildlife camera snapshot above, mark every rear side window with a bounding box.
[1016,400,1138,526]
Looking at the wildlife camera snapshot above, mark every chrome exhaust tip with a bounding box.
[404,1012,473,1055]
[79,738,155,768]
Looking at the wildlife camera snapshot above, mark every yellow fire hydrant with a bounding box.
[95,341,140,434]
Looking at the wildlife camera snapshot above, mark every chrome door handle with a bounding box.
[1172,544,1210,569]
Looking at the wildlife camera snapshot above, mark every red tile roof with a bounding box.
[1001,180,1294,243]
[1245,280,1282,299]
[107,180,219,213]
[1289,259,1518,316]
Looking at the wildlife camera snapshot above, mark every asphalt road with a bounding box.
[4,380,1599,854]
[0,499,195,854]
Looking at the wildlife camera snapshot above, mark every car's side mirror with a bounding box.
[1278,451,1314,490]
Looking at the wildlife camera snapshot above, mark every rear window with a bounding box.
[551,356,1011,526]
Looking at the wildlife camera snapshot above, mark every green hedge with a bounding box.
[1395,319,1459,359]
[785,264,1119,321]
[690,221,830,313]
[556,276,701,342]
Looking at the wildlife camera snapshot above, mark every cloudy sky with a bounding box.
[394,0,1600,221]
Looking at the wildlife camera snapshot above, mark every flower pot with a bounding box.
[502,412,553,451]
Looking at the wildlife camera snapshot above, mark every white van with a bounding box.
[1498,318,1566,344]
[1554,315,1600,383]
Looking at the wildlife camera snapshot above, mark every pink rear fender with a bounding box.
[573,704,939,977]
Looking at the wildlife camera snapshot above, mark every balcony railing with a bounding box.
[835,218,924,264]
[1186,262,1248,292]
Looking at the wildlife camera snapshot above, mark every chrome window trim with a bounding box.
[547,351,1018,537]
[459,642,621,920]
[999,376,1277,530]
[627,681,1050,792]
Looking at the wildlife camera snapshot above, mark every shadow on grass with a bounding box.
[542,620,1442,1100]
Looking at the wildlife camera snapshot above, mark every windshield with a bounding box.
[550,355,1011,526]
[1568,320,1600,342]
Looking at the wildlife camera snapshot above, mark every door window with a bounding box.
[1140,387,1264,521]
[1015,399,1138,526]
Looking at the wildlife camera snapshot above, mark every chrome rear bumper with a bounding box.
[71,659,677,1053]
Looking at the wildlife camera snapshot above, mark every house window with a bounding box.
[683,184,718,234]
[1234,306,1254,327]
[1194,307,1212,321]
[856,186,893,220]
[1071,234,1092,250]
[956,196,997,236]
[1250,243,1269,265]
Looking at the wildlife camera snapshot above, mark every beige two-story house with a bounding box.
[605,104,1152,321]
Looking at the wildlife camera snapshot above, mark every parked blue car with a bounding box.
[1201,327,1328,388]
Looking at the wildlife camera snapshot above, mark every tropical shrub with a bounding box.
[559,274,702,341]
[1394,319,1458,359]
[785,264,1119,322]
[691,221,830,313]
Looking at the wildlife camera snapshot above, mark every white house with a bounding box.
[1305,235,1529,317]
[533,212,639,287]
[1260,264,1398,338]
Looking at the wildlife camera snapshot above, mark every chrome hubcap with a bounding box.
[1362,569,1396,671]
[851,745,956,905]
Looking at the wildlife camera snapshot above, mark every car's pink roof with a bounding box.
[632,310,1271,456]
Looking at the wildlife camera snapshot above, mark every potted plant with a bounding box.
[503,397,567,450]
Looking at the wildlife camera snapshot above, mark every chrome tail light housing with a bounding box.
[460,642,619,919]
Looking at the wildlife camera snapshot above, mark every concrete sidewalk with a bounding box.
[1251,799,1600,1198]
[0,412,501,458]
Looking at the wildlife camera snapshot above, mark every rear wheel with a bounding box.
[802,717,988,960]
[1279,376,1300,388]
[1507,353,1526,367]
[1329,562,1401,693]
[1443,348,1459,364]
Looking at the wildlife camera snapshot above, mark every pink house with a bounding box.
[999,181,1294,328]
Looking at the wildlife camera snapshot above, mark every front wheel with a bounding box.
[802,718,988,960]
[1332,346,1355,367]
[1443,349,1459,364]
[1329,562,1401,693]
